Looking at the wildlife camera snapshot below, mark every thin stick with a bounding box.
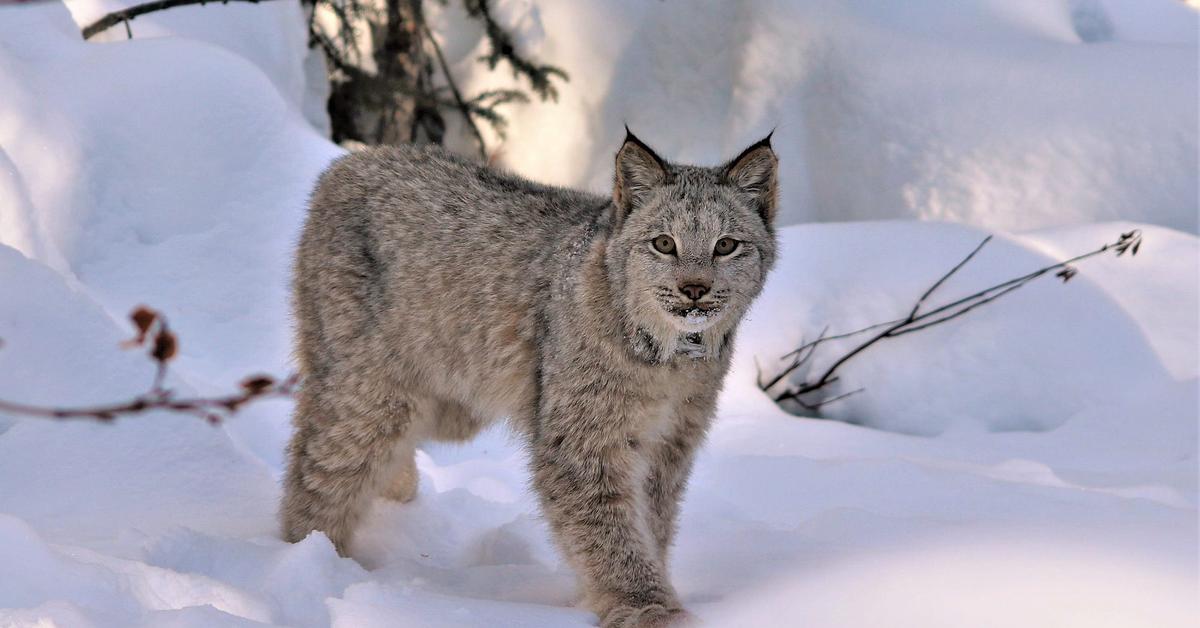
[908,235,991,319]
[891,282,1025,336]
[783,383,860,412]
[902,238,1122,326]
[0,306,299,424]
[760,326,828,392]
[419,19,489,160]
[0,375,297,424]
[81,0,271,40]
[779,320,898,361]
[764,230,1143,411]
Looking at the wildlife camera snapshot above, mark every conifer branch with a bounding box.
[462,0,567,102]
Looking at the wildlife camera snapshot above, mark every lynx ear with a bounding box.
[613,128,668,215]
[723,134,779,224]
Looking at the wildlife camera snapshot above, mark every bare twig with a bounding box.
[0,376,298,424]
[759,325,828,392]
[797,386,864,412]
[779,320,897,361]
[763,230,1144,411]
[81,0,273,40]
[419,18,489,160]
[0,306,298,424]
[908,235,992,319]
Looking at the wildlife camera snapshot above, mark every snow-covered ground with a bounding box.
[0,1,1196,626]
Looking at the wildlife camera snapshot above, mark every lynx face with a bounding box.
[606,133,779,352]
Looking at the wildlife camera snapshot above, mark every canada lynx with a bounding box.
[282,131,778,627]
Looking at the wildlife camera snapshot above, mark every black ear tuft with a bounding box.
[621,127,667,170]
[730,130,774,162]
[723,134,779,225]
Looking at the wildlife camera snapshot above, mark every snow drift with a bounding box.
[440,0,1198,232]
[0,1,1195,626]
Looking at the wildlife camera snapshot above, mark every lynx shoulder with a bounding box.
[282,132,778,627]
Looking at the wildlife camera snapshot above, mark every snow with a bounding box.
[0,1,1196,627]
[743,221,1187,436]
[438,0,1198,232]
[63,0,330,134]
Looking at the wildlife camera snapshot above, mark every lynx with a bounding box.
[281,131,779,627]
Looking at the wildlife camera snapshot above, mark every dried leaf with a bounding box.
[123,306,159,348]
[152,331,177,362]
[240,375,276,395]
[130,306,157,335]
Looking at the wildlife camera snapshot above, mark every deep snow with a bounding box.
[438,0,1198,232]
[0,1,1196,627]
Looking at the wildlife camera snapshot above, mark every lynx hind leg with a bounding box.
[281,380,412,556]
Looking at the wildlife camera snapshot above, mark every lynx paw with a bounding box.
[601,604,690,628]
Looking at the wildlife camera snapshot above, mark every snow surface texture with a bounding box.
[438,0,1198,232]
[0,1,1196,627]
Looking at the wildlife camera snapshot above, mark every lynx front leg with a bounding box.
[531,410,684,627]
[645,392,717,564]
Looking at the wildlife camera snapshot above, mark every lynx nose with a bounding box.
[678,283,710,301]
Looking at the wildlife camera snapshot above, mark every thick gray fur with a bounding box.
[282,132,779,628]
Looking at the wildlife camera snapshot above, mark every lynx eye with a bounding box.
[714,237,739,256]
[652,235,677,255]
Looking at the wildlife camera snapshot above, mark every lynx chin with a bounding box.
[282,130,779,628]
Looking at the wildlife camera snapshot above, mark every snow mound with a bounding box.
[0,2,343,467]
[0,243,278,547]
[444,0,1197,232]
[63,0,328,133]
[740,221,1188,436]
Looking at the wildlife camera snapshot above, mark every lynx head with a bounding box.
[605,129,779,362]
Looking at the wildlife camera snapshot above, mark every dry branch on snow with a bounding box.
[0,306,296,424]
[759,230,1143,414]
